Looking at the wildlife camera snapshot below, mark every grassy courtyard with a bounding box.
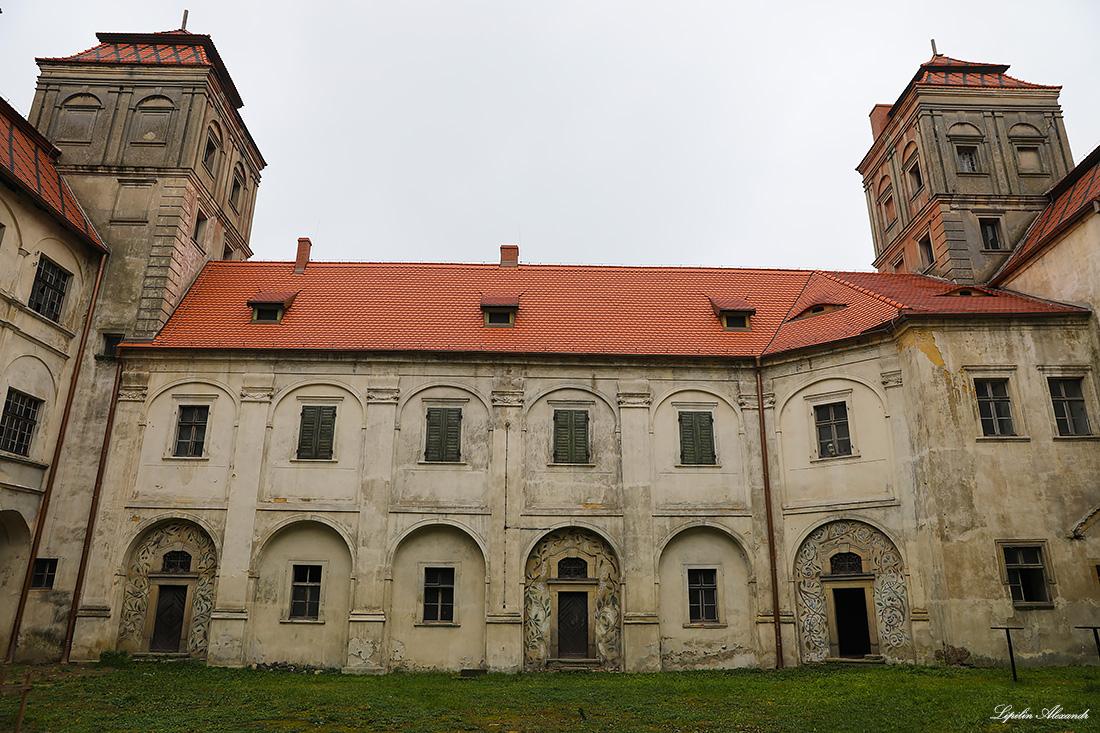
[1,660,1097,732]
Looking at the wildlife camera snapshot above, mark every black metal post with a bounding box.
[991,626,1024,682]
[1073,626,1100,662]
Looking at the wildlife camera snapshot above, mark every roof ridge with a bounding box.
[815,271,908,310]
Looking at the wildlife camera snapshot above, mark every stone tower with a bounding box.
[30,29,265,339]
[857,54,1073,284]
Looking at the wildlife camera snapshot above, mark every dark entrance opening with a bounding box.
[833,587,871,657]
[150,585,187,652]
[557,591,588,658]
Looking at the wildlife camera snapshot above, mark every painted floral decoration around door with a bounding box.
[793,520,910,663]
[524,528,621,669]
[118,520,218,655]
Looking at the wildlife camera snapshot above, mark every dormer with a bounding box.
[481,293,520,327]
[248,291,298,323]
[708,296,755,331]
[790,303,847,321]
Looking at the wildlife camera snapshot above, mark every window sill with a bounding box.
[415,621,460,627]
[956,171,988,177]
[976,435,1030,442]
[0,451,49,469]
[1011,602,1054,610]
[683,623,726,629]
[417,460,467,466]
[674,463,722,469]
[281,618,325,624]
[809,452,861,464]
[290,458,338,463]
[1052,434,1100,441]
[547,462,597,468]
[162,455,209,462]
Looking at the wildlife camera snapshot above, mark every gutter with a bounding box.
[61,356,123,663]
[755,355,785,669]
[7,251,107,662]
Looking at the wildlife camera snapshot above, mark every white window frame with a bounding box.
[281,559,329,624]
[163,393,217,460]
[804,389,860,462]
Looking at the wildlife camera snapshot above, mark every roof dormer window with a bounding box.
[248,291,298,323]
[481,293,519,328]
[708,296,754,332]
[791,303,846,320]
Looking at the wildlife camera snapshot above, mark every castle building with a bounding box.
[1,28,1097,672]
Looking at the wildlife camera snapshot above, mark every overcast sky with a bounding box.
[3,1,1098,270]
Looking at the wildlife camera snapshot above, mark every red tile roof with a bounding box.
[911,54,1056,90]
[991,143,1100,286]
[142,261,1085,359]
[0,97,105,252]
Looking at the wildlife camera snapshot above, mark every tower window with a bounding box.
[202,133,220,174]
[1016,146,1041,173]
[979,219,1003,250]
[956,146,979,173]
[229,169,245,211]
[906,159,923,194]
[918,235,934,268]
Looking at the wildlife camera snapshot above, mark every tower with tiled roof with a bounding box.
[29,27,265,339]
[857,54,1074,284]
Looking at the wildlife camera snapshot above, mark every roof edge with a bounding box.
[0,96,60,160]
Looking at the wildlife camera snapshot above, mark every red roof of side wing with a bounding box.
[142,261,1085,358]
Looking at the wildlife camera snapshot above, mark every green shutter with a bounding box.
[553,410,590,463]
[297,406,319,459]
[316,406,337,459]
[679,412,695,464]
[573,410,589,463]
[443,408,462,462]
[425,408,443,461]
[553,410,571,463]
[696,412,715,465]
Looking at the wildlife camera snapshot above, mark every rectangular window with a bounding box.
[28,257,71,322]
[907,161,923,193]
[30,558,58,589]
[1048,378,1091,436]
[1002,546,1049,604]
[192,212,208,247]
[975,379,1015,436]
[979,218,1003,250]
[173,405,209,457]
[814,402,852,458]
[297,405,337,460]
[957,146,979,173]
[202,135,219,174]
[553,409,589,464]
[102,333,124,357]
[425,407,462,462]
[687,568,718,623]
[918,235,934,268]
[678,411,716,465]
[423,567,455,622]
[0,389,43,457]
[289,564,322,620]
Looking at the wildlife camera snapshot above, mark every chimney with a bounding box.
[500,244,519,268]
[294,237,311,274]
[869,104,893,140]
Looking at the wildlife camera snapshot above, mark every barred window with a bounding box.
[290,564,322,620]
[0,389,43,457]
[423,567,455,622]
[687,568,718,623]
[161,551,192,573]
[28,257,71,322]
[557,557,588,579]
[174,405,209,457]
[830,552,863,575]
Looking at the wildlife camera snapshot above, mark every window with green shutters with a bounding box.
[297,405,337,459]
[553,409,589,464]
[678,411,716,465]
[425,407,462,462]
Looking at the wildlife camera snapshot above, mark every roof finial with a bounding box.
[930,38,938,56]
[181,9,189,31]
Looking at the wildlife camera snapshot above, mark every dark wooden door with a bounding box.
[833,587,871,658]
[557,591,588,658]
[150,585,187,652]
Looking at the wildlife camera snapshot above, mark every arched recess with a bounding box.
[55,93,102,144]
[129,95,175,145]
[117,519,218,656]
[524,527,621,670]
[1008,123,1044,138]
[947,122,983,138]
[657,525,756,670]
[248,520,353,668]
[0,511,31,654]
[388,523,487,671]
[792,519,911,663]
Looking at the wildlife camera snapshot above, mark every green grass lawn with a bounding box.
[1,660,1097,732]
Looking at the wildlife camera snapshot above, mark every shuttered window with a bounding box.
[553,409,589,464]
[425,407,462,462]
[678,411,716,465]
[297,405,337,459]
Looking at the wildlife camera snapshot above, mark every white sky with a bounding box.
[2,1,1098,270]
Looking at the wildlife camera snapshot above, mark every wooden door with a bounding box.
[557,591,588,658]
[150,585,187,652]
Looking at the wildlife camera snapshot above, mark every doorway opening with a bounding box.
[150,585,188,652]
[832,587,871,658]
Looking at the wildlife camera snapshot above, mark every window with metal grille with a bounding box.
[975,379,1015,436]
[1002,546,1049,604]
[161,551,192,573]
[423,567,455,622]
[297,405,337,460]
[557,557,588,579]
[687,568,718,623]
[830,552,863,575]
[814,402,852,458]
[553,410,589,464]
[425,407,461,462]
[678,411,716,465]
[956,146,979,173]
[979,218,1003,250]
[1048,378,1091,436]
[0,389,43,457]
[30,558,58,589]
[28,257,71,322]
[174,405,209,457]
[290,564,322,619]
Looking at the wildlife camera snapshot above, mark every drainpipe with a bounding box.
[7,252,107,662]
[755,356,785,669]
[62,356,123,662]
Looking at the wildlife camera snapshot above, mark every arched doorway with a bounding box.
[793,520,911,663]
[0,510,32,653]
[118,520,217,656]
[524,527,620,670]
